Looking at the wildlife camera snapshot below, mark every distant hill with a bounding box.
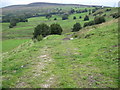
[3,2,102,9]
[2,2,104,16]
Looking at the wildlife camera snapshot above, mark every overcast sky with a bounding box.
[0,0,119,8]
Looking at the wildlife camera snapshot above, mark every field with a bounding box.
[2,5,119,88]
[2,39,29,52]
[2,7,117,40]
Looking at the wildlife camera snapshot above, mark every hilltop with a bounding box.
[2,2,103,15]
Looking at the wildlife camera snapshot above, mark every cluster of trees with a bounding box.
[33,23,63,41]
[69,9,75,14]
[9,17,28,28]
[110,13,120,19]
[84,20,95,27]
[106,8,111,12]
[76,9,88,13]
[2,13,32,23]
[84,16,105,27]
[46,14,52,20]
[93,11,103,16]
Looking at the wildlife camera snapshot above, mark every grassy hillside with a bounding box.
[2,18,119,88]
[2,7,117,40]
[2,7,118,53]
[2,39,29,52]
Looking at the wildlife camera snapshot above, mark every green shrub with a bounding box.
[37,35,43,41]
[84,15,89,21]
[62,14,69,20]
[106,8,111,12]
[69,9,75,14]
[50,23,63,35]
[79,16,82,19]
[94,16,105,24]
[46,14,52,20]
[9,25,14,28]
[84,20,95,27]
[54,18,57,20]
[73,16,76,20]
[33,23,50,38]
[9,19,17,28]
[111,13,120,19]
[72,23,82,32]
[92,9,96,13]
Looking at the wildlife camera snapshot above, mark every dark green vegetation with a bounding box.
[50,23,63,35]
[84,15,89,21]
[33,23,63,41]
[2,3,119,88]
[72,23,82,32]
[33,23,50,38]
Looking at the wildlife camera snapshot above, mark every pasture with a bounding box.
[2,5,119,88]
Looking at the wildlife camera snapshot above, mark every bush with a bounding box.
[54,18,57,20]
[37,35,43,41]
[106,8,111,12]
[94,16,105,24]
[73,16,76,20]
[9,25,14,28]
[111,13,120,19]
[50,23,63,35]
[9,19,17,28]
[62,14,68,20]
[69,9,75,14]
[84,15,89,21]
[103,14,106,17]
[84,20,95,27]
[33,23,50,38]
[89,12,91,15]
[46,14,52,20]
[92,9,96,13]
[72,23,82,32]
[79,16,82,19]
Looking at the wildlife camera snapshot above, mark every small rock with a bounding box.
[21,65,24,68]
[70,38,74,40]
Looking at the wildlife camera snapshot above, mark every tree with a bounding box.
[84,9,88,12]
[50,23,63,35]
[9,18,17,28]
[94,16,105,24]
[84,20,95,27]
[69,9,75,14]
[89,12,91,15]
[33,23,50,38]
[46,14,52,20]
[92,9,96,13]
[54,18,57,20]
[72,23,82,32]
[79,16,82,19]
[111,13,120,19]
[84,15,89,21]
[73,16,76,20]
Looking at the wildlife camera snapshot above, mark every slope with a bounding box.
[2,19,119,88]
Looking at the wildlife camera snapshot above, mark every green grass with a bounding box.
[2,19,119,88]
[2,39,29,52]
[2,6,119,88]
[2,7,117,39]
